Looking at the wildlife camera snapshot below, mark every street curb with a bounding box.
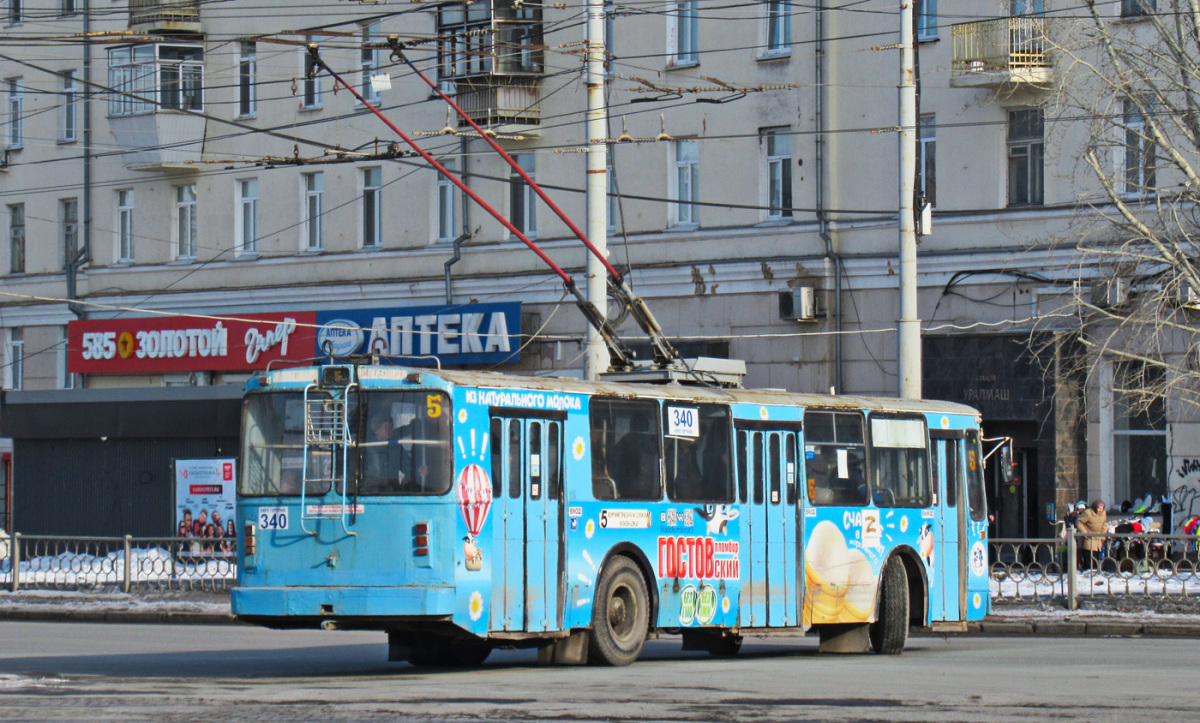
[0,609,238,625]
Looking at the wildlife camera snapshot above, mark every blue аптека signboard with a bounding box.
[314,302,521,366]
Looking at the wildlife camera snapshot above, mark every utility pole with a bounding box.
[897,0,921,399]
[583,0,609,380]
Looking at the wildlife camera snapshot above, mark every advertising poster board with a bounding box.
[174,458,237,557]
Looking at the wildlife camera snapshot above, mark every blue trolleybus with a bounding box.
[233,363,990,665]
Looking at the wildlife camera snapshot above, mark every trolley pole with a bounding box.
[897,0,921,400]
[583,0,609,381]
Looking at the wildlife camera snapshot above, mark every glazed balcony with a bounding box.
[129,0,200,32]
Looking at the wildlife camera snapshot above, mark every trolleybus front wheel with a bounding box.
[870,556,909,655]
[589,556,650,666]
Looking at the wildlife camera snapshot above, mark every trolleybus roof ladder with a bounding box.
[299,381,357,536]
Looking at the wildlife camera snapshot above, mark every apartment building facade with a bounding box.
[0,0,1193,537]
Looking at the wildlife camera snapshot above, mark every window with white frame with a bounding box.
[436,159,458,242]
[108,44,203,116]
[61,0,74,15]
[763,127,792,220]
[918,114,936,208]
[1007,107,1043,206]
[1122,0,1154,16]
[8,328,22,390]
[765,0,790,55]
[361,22,382,104]
[238,42,256,117]
[57,325,75,389]
[61,197,78,269]
[6,78,22,149]
[668,0,698,66]
[302,36,322,109]
[510,153,536,237]
[175,184,198,259]
[1123,99,1156,195]
[237,179,258,255]
[362,167,382,248]
[8,203,24,273]
[672,139,699,226]
[60,70,77,142]
[1112,361,1167,508]
[117,189,135,263]
[6,0,20,24]
[917,0,937,40]
[304,172,324,251]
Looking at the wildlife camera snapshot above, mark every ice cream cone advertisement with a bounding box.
[802,520,877,625]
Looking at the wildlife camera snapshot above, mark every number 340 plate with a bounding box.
[257,507,289,530]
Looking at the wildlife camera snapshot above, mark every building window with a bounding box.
[8,328,21,391]
[237,179,258,255]
[7,0,20,24]
[304,172,324,251]
[108,44,203,116]
[60,70,77,142]
[302,37,322,109]
[117,189,135,263]
[6,78,22,149]
[765,0,790,54]
[1112,361,1166,509]
[917,0,937,40]
[436,159,458,242]
[1007,108,1043,206]
[57,326,75,389]
[1122,0,1154,16]
[238,42,256,117]
[362,167,382,248]
[436,3,492,87]
[919,114,936,208]
[61,0,74,15]
[8,203,23,273]
[510,153,536,238]
[175,184,198,259]
[763,128,792,220]
[1123,99,1156,195]
[673,139,699,226]
[361,22,382,104]
[61,198,78,269]
[667,0,698,66]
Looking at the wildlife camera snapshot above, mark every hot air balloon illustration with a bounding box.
[456,464,492,571]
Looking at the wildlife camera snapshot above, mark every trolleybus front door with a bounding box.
[490,414,564,633]
[931,432,965,621]
[738,426,800,627]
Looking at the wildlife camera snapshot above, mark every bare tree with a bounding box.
[1037,0,1200,415]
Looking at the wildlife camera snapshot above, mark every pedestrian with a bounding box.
[1076,499,1108,570]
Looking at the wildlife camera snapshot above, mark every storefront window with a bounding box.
[1113,361,1167,509]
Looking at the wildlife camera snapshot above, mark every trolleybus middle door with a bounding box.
[738,425,800,627]
[931,431,965,622]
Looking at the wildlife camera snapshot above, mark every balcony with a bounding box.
[951,16,1052,88]
[129,0,200,32]
[109,111,206,170]
[453,78,541,128]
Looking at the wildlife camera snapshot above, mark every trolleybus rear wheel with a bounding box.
[870,556,909,655]
[589,556,649,666]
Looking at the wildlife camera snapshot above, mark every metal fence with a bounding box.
[0,534,236,592]
[4,531,1200,609]
[991,532,1200,611]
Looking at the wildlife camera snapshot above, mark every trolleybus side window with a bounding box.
[508,419,522,499]
[769,434,782,504]
[490,417,503,498]
[547,421,561,500]
[753,432,764,505]
[869,415,931,508]
[354,391,453,495]
[965,428,988,521]
[786,435,797,505]
[590,398,662,500]
[737,430,748,503]
[803,410,867,506]
[663,403,733,503]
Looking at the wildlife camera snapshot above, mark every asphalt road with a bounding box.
[0,621,1192,722]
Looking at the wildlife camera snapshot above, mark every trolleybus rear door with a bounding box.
[738,426,800,627]
[490,414,563,633]
[931,431,965,621]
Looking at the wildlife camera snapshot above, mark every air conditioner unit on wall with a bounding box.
[1091,277,1130,308]
[1177,282,1200,310]
[779,287,818,322]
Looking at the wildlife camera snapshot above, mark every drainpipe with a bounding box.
[443,135,471,304]
[815,0,843,394]
[68,0,92,319]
